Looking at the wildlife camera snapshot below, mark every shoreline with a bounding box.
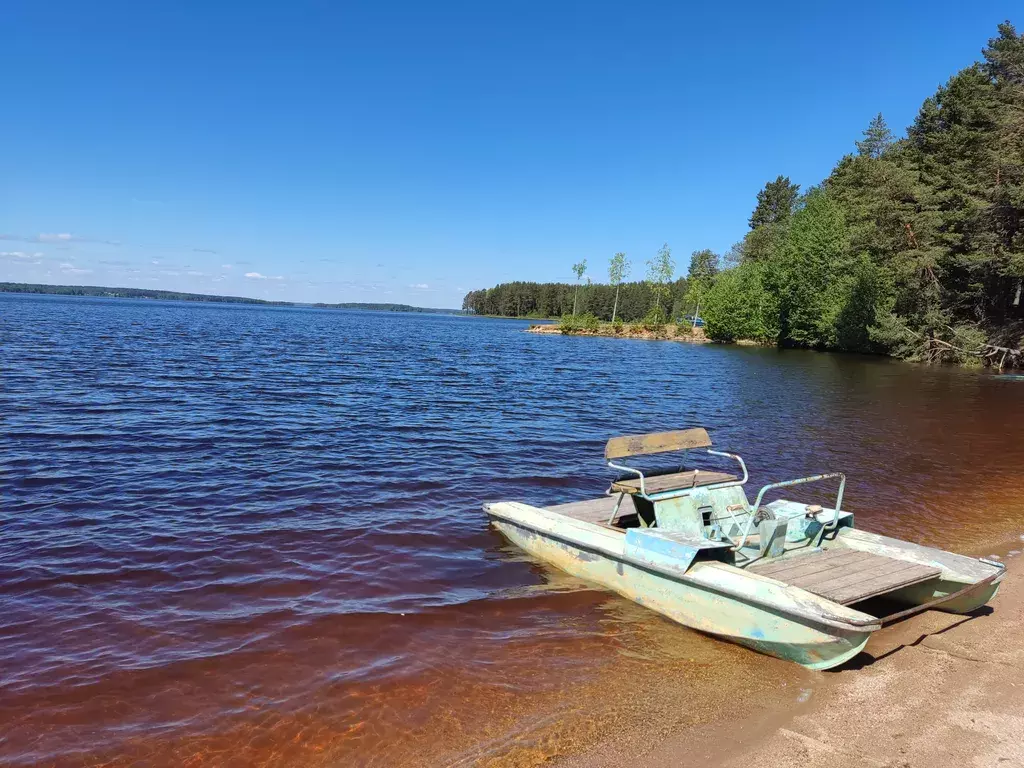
[527,321,1024,371]
[527,322,715,344]
[556,533,1024,768]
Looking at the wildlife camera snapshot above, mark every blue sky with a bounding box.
[1,2,1019,307]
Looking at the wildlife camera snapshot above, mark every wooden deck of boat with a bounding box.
[545,495,638,525]
[749,549,942,605]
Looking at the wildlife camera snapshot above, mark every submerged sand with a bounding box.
[557,545,1024,768]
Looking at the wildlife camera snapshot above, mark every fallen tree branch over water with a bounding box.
[982,344,1024,371]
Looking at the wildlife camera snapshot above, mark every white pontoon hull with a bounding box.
[487,502,877,670]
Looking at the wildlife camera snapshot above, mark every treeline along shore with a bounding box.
[0,282,293,306]
[465,23,1024,370]
[0,284,463,315]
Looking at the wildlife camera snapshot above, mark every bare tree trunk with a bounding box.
[612,285,620,323]
[573,284,579,316]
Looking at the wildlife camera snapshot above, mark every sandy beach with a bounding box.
[557,542,1024,768]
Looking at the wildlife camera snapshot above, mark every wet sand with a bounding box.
[557,541,1024,768]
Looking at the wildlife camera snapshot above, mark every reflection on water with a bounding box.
[1,293,1022,766]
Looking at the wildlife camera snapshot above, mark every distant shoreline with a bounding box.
[0,282,291,306]
[0,283,461,314]
[313,301,464,314]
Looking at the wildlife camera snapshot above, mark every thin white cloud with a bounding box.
[245,271,283,280]
[1,251,43,259]
[410,283,430,289]
[40,233,74,242]
[221,264,232,269]
[187,270,204,276]
[59,262,92,275]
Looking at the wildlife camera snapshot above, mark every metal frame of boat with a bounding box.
[484,428,1004,670]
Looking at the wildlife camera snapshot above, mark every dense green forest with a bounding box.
[460,278,690,322]
[0,282,292,305]
[464,23,1024,366]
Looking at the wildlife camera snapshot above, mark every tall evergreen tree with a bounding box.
[687,249,720,282]
[982,22,1024,315]
[749,175,800,229]
[856,113,895,158]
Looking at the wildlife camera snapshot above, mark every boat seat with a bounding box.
[611,470,738,496]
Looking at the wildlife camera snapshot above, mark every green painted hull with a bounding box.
[490,514,873,670]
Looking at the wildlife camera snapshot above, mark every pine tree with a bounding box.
[982,21,1024,317]
[749,176,800,229]
[687,249,720,282]
[856,113,894,159]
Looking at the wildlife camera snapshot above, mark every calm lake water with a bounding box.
[2,293,1023,767]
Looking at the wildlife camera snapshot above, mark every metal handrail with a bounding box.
[608,449,749,502]
[607,460,646,496]
[646,449,749,501]
[707,450,749,486]
[733,472,847,554]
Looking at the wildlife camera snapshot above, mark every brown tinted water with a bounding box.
[2,294,1023,767]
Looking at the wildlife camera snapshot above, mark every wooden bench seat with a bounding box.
[610,470,738,496]
[748,549,941,605]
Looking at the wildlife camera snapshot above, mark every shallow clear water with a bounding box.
[2,293,1022,766]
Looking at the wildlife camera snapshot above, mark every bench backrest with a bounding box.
[604,428,712,460]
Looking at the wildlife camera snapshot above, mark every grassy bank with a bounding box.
[531,314,1021,368]
[529,315,712,343]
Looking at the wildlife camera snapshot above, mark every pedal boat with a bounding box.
[484,428,1004,670]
